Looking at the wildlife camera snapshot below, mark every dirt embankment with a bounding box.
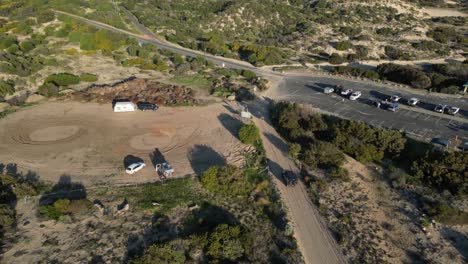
[70,78,198,106]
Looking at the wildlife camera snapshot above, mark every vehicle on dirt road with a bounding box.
[387,103,400,112]
[434,104,447,113]
[390,93,402,102]
[282,170,298,186]
[323,87,334,94]
[446,106,460,115]
[137,102,159,111]
[340,88,352,96]
[407,98,419,106]
[126,162,146,174]
[349,91,362,100]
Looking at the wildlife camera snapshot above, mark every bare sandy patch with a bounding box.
[0,101,247,186]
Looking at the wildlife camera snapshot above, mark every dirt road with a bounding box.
[249,99,344,264]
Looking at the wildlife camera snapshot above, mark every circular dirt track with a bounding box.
[0,101,244,185]
[13,125,87,145]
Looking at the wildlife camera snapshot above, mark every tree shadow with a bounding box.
[149,148,166,169]
[217,113,244,139]
[187,145,226,176]
[123,155,144,168]
[39,175,87,206]
[263,132,289,153]
[305,84,326,93]
[440,227,468,260]
[369,90,389,100]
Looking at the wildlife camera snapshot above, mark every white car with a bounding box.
[408,98,419,106]
[126,162,146,174]
[323,87,334,94]
[390,94,402,102]
[434,104,446,113]
[349,91,362,100]
[341,89,352,96]
[447,106,460,115]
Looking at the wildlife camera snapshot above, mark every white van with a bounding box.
[113,101,135,112]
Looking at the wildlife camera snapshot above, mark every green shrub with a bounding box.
[38,82,59,97]
[19,40,35,52]
[240,70,256,80]
[80,73,98,82]
[238,123,260,146]
[201,166,253,198]
[45,73,80,86]
[0,34,17,49]
[329,53,344,64]
[0,80,15,97]
[288,143,301,159]
[335,41,353,51]
[39,198,70,220]
[130,244,186,264]
[376,63,431,89]
[427,203,468,225]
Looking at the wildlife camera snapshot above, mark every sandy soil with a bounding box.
[319,156,467,263]
[0,101,247,186]
[422,8,467,17]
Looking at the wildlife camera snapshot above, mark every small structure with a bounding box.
[155,162,174,178]
[462,81,468,94]
[113,101,135,112]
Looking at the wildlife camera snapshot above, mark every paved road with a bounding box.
[249,99,344,264]
[268,76,468,144]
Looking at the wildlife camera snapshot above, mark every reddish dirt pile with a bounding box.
[71,78,197,105]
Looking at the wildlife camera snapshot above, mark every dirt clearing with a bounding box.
[0,101,246,186]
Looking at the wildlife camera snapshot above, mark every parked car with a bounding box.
[446,106,460,115]
[137,102,159,111]
[390,93,402,102]
[323,87,334,94]
[371,100,381,108]
[434,104,447,113]
[341,89,352,96]
[431,138,449,148]
[125,162,146,174]
[282,170,298,187]
[387,103,400,112]
[407,97,419,106]
[349,91,362,100]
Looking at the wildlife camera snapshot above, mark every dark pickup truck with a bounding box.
[137,102,159,111]
[282,170,298,186]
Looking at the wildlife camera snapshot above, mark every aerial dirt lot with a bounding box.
[0,101,247,186]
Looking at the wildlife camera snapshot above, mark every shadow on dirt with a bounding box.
[123,155,144,168]
[441,227,468,260]
[39,175,87,206]
[217,113,245,139]
[187,145,226,176]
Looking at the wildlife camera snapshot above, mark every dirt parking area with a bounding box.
[0,101,246,186]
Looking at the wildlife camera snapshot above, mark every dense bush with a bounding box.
[328,53,344,64]
[335,41,353,51]
[80,73,98,82]
[426,203,468,225]
[130,244,186,264]
[0,34,17,49]
[411,150,467,196]
[376,63,431,89]
[45,73,80,86]
[427,26,458,43]
[0,79,15,97]
[0,52,44,76]
[238,123,260,146]
[384,46,410,60]
[201,165,254,198]
[333,66,379,80]
[38,82,59,97]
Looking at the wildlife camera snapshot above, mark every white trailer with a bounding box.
[113,102,135,112]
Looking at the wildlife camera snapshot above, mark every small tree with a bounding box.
[288,143,301,159]
[329,53,344,64]
[238,123,260,146]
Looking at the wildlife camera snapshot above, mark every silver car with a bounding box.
[126,162,146,174]
[447,106,460,115]
[434,104,446,113]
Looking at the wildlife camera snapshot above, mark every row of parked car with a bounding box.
[323,85,461,115]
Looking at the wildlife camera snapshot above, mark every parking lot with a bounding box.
[273,76,468,144]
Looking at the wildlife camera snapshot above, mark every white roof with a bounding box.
[114,101,134,106]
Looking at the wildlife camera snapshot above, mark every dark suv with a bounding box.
[282,170,298,186]
[137,102,158,111]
